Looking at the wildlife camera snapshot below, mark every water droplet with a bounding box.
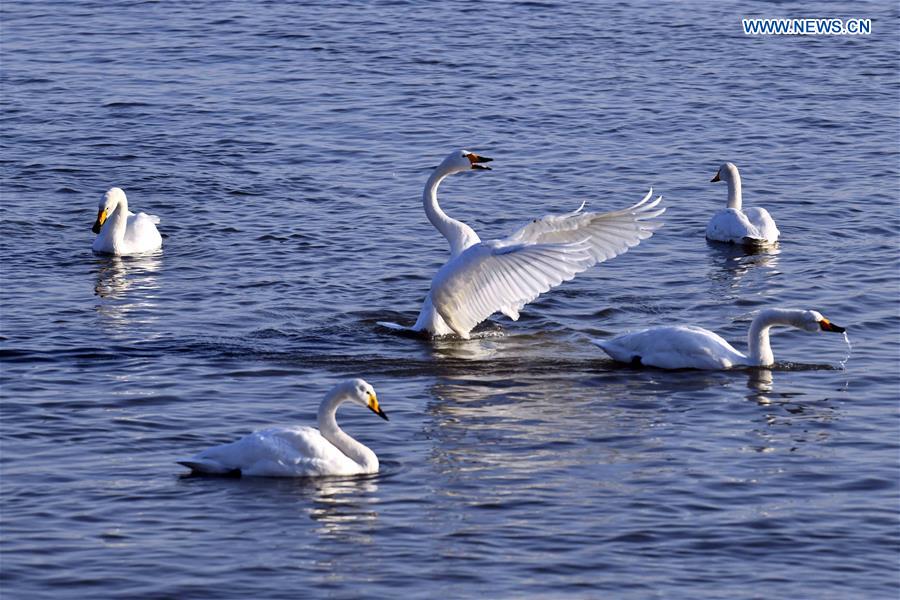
[839,332,852,369]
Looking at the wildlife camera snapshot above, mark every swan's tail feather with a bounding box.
[589,338,610,352]
[740,236,774,247]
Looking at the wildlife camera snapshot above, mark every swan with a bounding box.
[706,162,779,246]
[177,379,388,477]
[91,187,162,255]
[592,308,845,370]
[379,149,665,339]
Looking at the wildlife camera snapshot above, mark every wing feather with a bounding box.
[427,191,665,338]
[507,189,664,264]
[431,240,595,337]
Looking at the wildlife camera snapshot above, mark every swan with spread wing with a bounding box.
[381,149,665,339]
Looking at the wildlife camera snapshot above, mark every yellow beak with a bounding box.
[818,317,846,333]
[92,208,108,234]
[367,392,388,421]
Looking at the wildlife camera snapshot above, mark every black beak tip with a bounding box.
[92,221,102,234]
[710,174,720,183]
[821,321,846,333]
[378,410,389,421]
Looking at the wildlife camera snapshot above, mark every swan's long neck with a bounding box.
[726,171,742,210]
[317,390,378,472]
[423,167,480,257]
[107,199,129,240]
[747,309,805,366]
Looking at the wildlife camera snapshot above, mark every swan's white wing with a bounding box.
[430,240,595,338]
[122,212,162,252]
[179,426,362,477]
[706,208,754,242]
[706,208,777,245]
[505,189,664,263]
[130,211,161,227]
[592,325,746,370]
[743,207,779,243]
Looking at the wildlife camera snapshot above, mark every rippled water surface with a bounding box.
[2,1,899,598]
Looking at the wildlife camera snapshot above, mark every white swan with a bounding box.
[592,308,845,370]
[380,149,664,339]
[178,379,388,477]
[91,187,162,255]
[706,162,779,246]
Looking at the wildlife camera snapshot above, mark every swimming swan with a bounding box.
[706,162,779,246]
[91,187,162,255]
[380,149,664,339]
[178,379,388,477]
[592,308,845,370]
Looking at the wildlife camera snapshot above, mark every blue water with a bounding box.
[2,1,898,598]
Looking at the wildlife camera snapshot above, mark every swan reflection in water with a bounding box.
[183,472,381,545]
[744,366,840,453]
[427,326,591,364]
[423,370,661,483]
[93,252,161,328]
[706,241,780,296]
[423,358,840,479]
[304,475,380,542]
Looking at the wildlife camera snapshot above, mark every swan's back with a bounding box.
[179,426,367,477]
[706,207,778,245]
[123,212,162,252]
[594,325,746,369]
[742,207,779,242]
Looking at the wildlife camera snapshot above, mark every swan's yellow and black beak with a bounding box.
[710,172,721,182]
[819,318,846,333]
[366,391,388,421]
[467,152,493,171]
[92,208,108,234]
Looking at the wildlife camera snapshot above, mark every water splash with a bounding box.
[839,332,852,369]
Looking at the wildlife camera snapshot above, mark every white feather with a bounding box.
[411,150,665,338]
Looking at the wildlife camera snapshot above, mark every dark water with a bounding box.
[2,1,898,598]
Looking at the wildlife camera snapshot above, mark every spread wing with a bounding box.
[505,189,664,262]
[429,240,597,338]
[428,190,665,338]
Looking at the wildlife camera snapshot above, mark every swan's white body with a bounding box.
[706,162,779,246]
[178,379,388,477]
[92,187,162,255]
[384,149,665,339]
[592,308,845,370]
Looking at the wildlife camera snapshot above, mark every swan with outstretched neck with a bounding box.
[706,162,779,246]
[380,149,665,339]
[91,187,162,255]
[592,308,846,370]
[178,379,388,477]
